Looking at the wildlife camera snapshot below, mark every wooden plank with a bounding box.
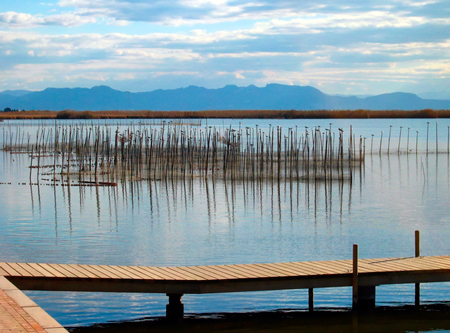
[17,263,45,277]
[96,265,134,279]
[301,261,347,275]
[408,259,450,271]
[0,263,18,276]
[193,265,242,280]
[202,265,254,279]
[50,264,83,278]
[27,263,55,278]
[7,263,33,277]
[284,259,353,275]
[266,262,314,276]
[246,263,293,277]
[188,266,227,280]
[109,266,145,280]
[225,264,276,278]
[256,263,310,276]
[235,263,287,277]
[359,261,412,273]
[283,262,336,276]
[119,266,156,280]
[0,266,9,276]
[251,264,298,277]
[151,267,190,280]
[165,267,207,281]
[37,264,66,278]
[358,259,407,273]
[311,260,353,274]
[110,265,145,279]
[433,256,450,262]
[138,266,179,280]
[130,266,169,280]
[388,258,443,270]
[419,257,450,269]
[189,266,234,279]
[65,265,99,279]
[285,262,332,275]
[364,258,432,273]
[79,264,113,279]
[225,264,277,278]
[86,265,122,279]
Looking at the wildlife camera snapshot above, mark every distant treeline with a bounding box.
[1,109,450,119]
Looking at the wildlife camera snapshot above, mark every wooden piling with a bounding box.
[308,288,314,312]
[415,230,420,308]
[352,244,358,310]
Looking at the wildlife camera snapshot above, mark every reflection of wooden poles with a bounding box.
[387,125,392,154]
[436,122,438,153]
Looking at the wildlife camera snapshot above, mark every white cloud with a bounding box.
[0,0,449,94]
[0,11,96,28]
[52,0,450,26]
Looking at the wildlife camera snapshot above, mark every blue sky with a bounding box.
[0,0,449,95]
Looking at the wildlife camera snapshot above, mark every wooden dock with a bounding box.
[0,276,68,332]
[2,254,450,321]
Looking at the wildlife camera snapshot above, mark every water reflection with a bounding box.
[1,147,450,327]
[13,150,450,245]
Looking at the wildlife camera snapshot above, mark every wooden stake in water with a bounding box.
[416,131,419,155]
[379,131,383,155]
[398,126,402,154]
[371,134,374,155]
[407,127,410,154]
[352,244,359,310]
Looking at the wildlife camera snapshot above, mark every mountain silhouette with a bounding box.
[1,84,449,111]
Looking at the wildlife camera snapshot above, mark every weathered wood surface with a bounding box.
[2,256,450,294]
[0,276,69,332]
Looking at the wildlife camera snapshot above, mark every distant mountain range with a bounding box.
[1,84,450,111]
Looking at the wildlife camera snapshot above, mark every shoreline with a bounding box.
[1,109,450,120]
[68,304,450,332]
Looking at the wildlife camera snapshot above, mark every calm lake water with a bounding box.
[1,118,450,332]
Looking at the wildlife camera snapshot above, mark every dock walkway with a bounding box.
[2,254,450,321]
[0,276,68,333]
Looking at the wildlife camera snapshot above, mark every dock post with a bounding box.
[358,286,376,310]
[352,244,358,311]
[352,244,376,311]
[415,230,420,308]
[166,293,184,321]
[308,288,314,312]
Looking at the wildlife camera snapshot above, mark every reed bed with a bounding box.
[1,109,450,120]
[1,123,363,182]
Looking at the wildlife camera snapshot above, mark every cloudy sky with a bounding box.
[0,0,449,95]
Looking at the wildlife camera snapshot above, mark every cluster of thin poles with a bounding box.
[1,123,363,181]
[369,122,450,155]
